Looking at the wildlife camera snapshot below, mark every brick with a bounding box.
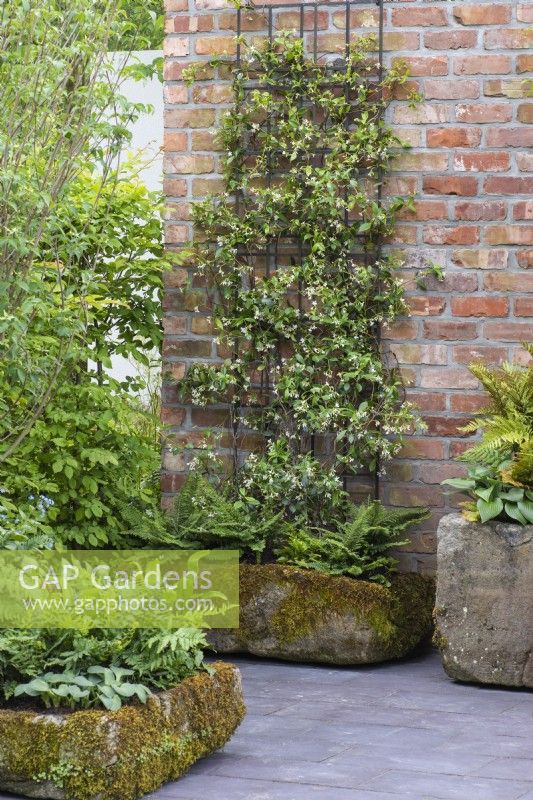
[485,225,533,246]
[453,152,510,173]
[195,36,237,55]
[331,9,379,28]
[456,55,512,76]
[425,30,477,50]
[163,339,212,358]
[397,201,448,221]
[163,267,188,288]
[390,345,448,365]
[423,320,478,340]
[163,37,189,57]
[484,272,533,292]
[163,178,188,197]
[420,462,469,484]
[191,408,231,427]
[425,80,480,100]
[165,224,188,244]
[453,4,511,25]
[518,4,533,22]
[165,109,216,129]
[485,177,533,195]
[392,7,447,26]
[452,249,508,269]
[454,201,507,221]
[161,474,186,494]
[191,316,214,335]
[162,450,186,471]
[427,128,481,148]
[399,438,445,460]
[450,441,473,458]
[381,319,418,340]
[518,104,533,124]
[455,103,512,123]
[423,176,477,196]
[484,321,533,341]
[451,297,509,317]
[382,32,420,51]
[517,153,533,172]
[423,416,472,437]
[192,85,233,104]
[393,104,450,125]
[162,362,186,381]
[450,394,489,413]
[518,251,533,268]
[420,368,479,390]
[315,32,419,53]
[163,315,187,335]
[164,154,214,174]
[407,297,446,316]
[514,201,533,221]
[192,131,222,151]
[164,85,188,104]
[164,202,192,221]
[453,345,508,366]
[166,14,214,33]
[192,177,225,196]
[394,128,421,147]
[164,132,187,151]
[219,11,268,30]
[484,29,533,49]
[165,0,187,9]
[516,298,533,316]
[485,79,531,98]
[387,225,417,245]
[393,152,449,172]
[161,406,187,427]
[382,176,418,196]
[389,486,445,508]
[427,273,478,293]
[517,55,533,73]
[393,56,448,77]
[423,225,479,245]
[405,391,446,412]
[486,128,533,147]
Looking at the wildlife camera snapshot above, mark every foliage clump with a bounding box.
[0,628,209,711]
[277,503,430,585]
[443,343,533,525]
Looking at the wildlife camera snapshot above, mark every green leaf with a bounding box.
[477,497,504,523]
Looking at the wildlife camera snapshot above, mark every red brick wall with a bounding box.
[162,0,533,572]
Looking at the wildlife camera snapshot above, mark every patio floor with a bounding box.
[149,649,533,800]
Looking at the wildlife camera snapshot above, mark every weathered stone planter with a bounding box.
[436,513,533,688]
[0,662,245,800]
[208,564,435,665]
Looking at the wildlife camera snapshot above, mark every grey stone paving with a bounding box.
[151,650,533,800]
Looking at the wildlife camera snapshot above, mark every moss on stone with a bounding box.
[0,662,245,800]
[232,564,435,663]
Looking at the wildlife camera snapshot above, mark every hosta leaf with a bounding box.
[505,503,529,526]
[517,500,533,524]
[477,497,503,523]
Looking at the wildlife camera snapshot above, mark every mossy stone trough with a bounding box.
[208,564,435,665]
[0,662,245,800]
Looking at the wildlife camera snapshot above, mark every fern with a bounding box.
[165,473,287,562]
[277,501,429,586]
[458,345,533,489]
